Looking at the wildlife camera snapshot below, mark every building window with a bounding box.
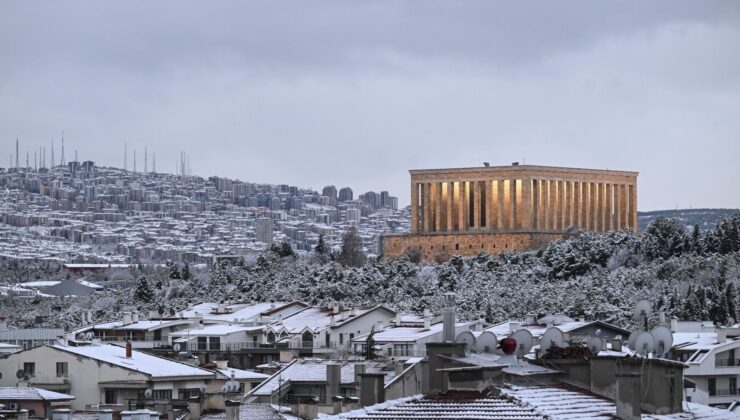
[339,333,344,345]
[455,244,459,250]
[56,362,68,377]
[105,390,117,404]
[23,362,35,377]
[209,337,221,350]
[197,336,208,350]
[153,389,172,400]
[153,329,162,341]
[708,378,716,396]
[731,378,737,395]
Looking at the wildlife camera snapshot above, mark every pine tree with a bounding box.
[134,276,154,303]
[364,325,378,360]
[181,263,191,281]
[168,264,182,280]
[315,234,327,255]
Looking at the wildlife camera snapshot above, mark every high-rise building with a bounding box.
[380,191,390,207]
[338,187,353,202]
[255,217,274,245]
[322,185,337,200]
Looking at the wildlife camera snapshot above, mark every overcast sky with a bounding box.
[1,1,738,210]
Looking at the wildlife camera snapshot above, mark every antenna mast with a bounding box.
[144,146,148,174]
[60,131,65,165]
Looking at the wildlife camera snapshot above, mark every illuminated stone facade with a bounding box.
[383,164,638,260]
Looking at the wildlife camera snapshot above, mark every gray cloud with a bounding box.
[1,1,739,210]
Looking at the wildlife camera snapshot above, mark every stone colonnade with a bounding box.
[410,170,638,234]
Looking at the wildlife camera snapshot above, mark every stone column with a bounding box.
[421,183,429,233]
[618,184,627,230]
[473,180,481,230]
[460,181,468,231]
[557,180,565,231]
[510,179,518,229]
[446,182,454,232]
[547,180,555,231]
[606,183,613,231]
[411,181,419,233]
[532,179,540,230]
[521,178,532,229]
[601,183,608,232]
[629,184,637,232]
[498,179,511,229]
[588,182,596,231]
[434,182,442,232]
[574,181,582,229]
[486,180,494,231]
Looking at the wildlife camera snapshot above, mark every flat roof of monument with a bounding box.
[410,164,639,177]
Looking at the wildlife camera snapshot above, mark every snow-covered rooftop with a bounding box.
[248,359,394,397]
[171,324,263,337]
[0,387,75,401]
[215,367,269,381]
[51,343,214,379]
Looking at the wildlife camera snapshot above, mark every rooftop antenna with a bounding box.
[510,329,534,357]
[152,152,156,173]
[634,331,655,357]
[51,138,55,169]
[456,331,476,353]
[144,146,148,174]
[651,325,673,358]
[15,138,19,169]
[633,300,652,331]
[124,142,128,172]
[34,150,37,171]
[476,331,498,353]
[133,146,137,173]
[26,151,29,169]
[43,146,46,168]
[60,131,65,165]
[540,327,565,356]
[75,150,78,162]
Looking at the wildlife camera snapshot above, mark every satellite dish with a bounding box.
[456,331,476,352]
[627,331,639,350]
[651,325,674,357]
[540,327,565,354]
[173,343,182,352]
[634,331,656,356]
[633,300,652,323]
[510,329,533,356]
[587,336,604,354]
[85,332,94,340]
[144,389,153,399]
[475,331,498,353]
[15,369,25,379]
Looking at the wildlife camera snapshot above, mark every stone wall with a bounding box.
[382,231,563,261]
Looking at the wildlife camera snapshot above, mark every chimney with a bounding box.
[123,312,132,325]
[126,341,133,358]
[340,310,347,321]
[18,410,29,420]
[423,318,431,331]
[670,317,678,333]
[148,309,159,319]
[270,301,276,310]
[525,313,535,325]
[224,400,240,420]
[52,409,71,420]
[423,308,431,318]
[616,365,641,420]
[611,338,622,352]
[326,363,341,403]
[359,373,385,407]
[375,320,385,331]
[354,363,366,384]
[442,293,456,342]
[718,327,728,343]
[659,311,666,324]
[509,321,521,334]
[98,410,113,420]
[333,304,340,315]
[330,315,336,326]
[133,313,139,323]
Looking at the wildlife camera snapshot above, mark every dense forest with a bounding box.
[2,214,740,331]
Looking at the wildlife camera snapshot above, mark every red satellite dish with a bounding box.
[500,337,517,354]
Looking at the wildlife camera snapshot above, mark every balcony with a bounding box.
[388,348,427,358]
[715,359,740,368]
[711,388,740,396]
[184,341,322,352]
